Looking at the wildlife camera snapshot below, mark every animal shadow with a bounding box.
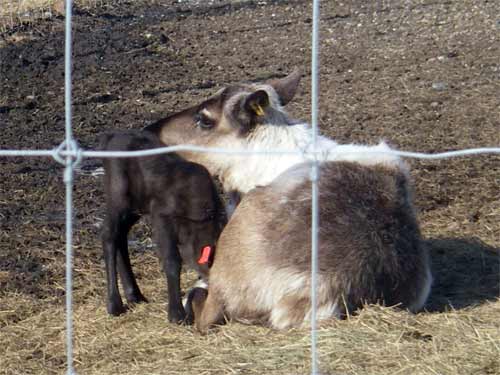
[425,237,499,312]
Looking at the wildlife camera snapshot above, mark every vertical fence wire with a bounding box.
[310,0,321,374]
[64,0,76,374]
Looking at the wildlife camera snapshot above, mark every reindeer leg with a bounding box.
[153,215,185,324]
[102,215,126,316]
[116,212,148,305]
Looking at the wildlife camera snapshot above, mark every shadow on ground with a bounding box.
[425,237,499,312]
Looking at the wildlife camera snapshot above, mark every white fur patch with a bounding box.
[193,278,209,290]
[269,305,296,330]
[219,123,405,193]
[221,125,311,193]
[253,269,308,312]
[200,108,216,121]
[303,301,342,325]
[226,264,343,329]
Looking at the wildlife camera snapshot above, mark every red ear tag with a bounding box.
[198,246,212,265]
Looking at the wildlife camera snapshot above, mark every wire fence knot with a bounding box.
[52,139,83,168]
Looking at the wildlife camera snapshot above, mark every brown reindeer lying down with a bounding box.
[144,70,432,332]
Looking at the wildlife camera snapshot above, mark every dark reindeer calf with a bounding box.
[100,130,223,323]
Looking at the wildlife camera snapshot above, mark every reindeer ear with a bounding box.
[243,90,270,117]
[267,68,301,106]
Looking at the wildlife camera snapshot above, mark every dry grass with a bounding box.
[0,226,498,374]
[0,0,111,31]
[0,0,60,30]
[1,282,499,374]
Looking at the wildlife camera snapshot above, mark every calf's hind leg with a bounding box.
[116,212,148,305]
[102,211,146,316]
[102,214,126,316]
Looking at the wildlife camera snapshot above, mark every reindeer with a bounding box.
[143,70,432,332]
[100,130,224,323]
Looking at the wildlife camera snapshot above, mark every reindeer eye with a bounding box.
[195,113,215,130]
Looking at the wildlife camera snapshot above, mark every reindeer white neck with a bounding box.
[219,122,406,194]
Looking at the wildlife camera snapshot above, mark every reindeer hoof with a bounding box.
[184,315,194,326]
[126,292,148,305]
[107,301,127,316]
[168,307,186,324]
[195,322,210,335]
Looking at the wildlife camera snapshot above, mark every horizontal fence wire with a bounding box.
[1,145,500,160]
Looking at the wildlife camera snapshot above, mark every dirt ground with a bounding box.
[0,0,499,374]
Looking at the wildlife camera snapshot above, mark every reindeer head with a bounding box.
[144,70,305,193]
